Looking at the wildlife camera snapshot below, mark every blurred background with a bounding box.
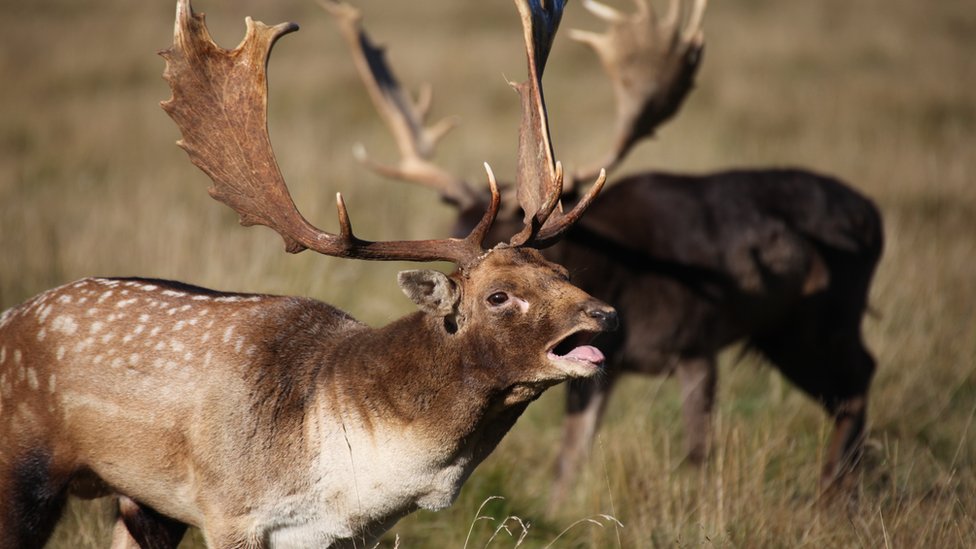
[1,0,974,546]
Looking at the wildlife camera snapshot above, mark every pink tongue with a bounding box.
[564,345,605,364]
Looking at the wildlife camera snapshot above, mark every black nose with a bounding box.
[587,305,619,331]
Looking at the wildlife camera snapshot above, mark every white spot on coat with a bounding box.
[57,346,66,361]
[37,304,53,324]
[27,368,39,390]
[37,328,47,342]
[52,315,79,335]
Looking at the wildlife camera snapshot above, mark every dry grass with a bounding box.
[2,0,974,547]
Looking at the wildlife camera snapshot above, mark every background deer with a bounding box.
[329,0,883,502]
[0,0,617,547]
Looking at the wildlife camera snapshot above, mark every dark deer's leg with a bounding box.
[819,342,875,493]
[111,496,187,549]
[820,394,868,493]
[550,372,619,508]
[677,356,717,464]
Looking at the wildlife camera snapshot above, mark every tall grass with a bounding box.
[2,0,974,546]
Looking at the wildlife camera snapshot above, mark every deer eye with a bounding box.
[486,292,509,306]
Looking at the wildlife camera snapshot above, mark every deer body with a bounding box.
[1,247,616,548]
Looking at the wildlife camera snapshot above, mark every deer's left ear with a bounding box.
[398,270,460,317]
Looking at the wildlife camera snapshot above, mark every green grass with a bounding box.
[3,0,975,546]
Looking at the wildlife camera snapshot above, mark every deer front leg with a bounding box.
[550,373,618,509]
[820,394,868,494]
[677,355,717,464]
[110,496,187,549]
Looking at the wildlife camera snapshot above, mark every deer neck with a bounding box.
[300,311,541,512]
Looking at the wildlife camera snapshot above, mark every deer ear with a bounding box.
[397,270,459,317]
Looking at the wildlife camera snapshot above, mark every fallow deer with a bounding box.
[0,0,616,547]
[330,0,883,503]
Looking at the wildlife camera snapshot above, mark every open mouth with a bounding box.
[546,330,605,375]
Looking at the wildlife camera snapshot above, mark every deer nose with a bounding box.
[586,304,618,331]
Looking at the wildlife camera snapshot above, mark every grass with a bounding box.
[2,0,974,546]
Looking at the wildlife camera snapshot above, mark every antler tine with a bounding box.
[321,0,478,210]
[161,0,494,268]
[571,0,707,184]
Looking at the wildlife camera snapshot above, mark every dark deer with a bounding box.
[0,1,616,547]
[330,0,883,503]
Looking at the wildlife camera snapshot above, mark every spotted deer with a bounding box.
[330,0,883,503]
[0,1,617,547]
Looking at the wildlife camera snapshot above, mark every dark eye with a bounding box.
[487,292,509,306]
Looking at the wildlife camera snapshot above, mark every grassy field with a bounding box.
[2,0,974,546]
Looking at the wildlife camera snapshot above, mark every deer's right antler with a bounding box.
[160,0,499,268]
[571,0,706,183]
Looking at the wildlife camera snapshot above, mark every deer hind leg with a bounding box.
[0,449,69,549]
[677,356,717,464]
[765,330,876,495]
[110,496,187,549]
[549,373,618,509]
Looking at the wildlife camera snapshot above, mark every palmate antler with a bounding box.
[160,0,500,268]
[570,0,707,184]
[331,0,704,227]
[320,0,480,211]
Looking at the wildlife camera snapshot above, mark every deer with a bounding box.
[328,0,884,504]
[0,0,619,547]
